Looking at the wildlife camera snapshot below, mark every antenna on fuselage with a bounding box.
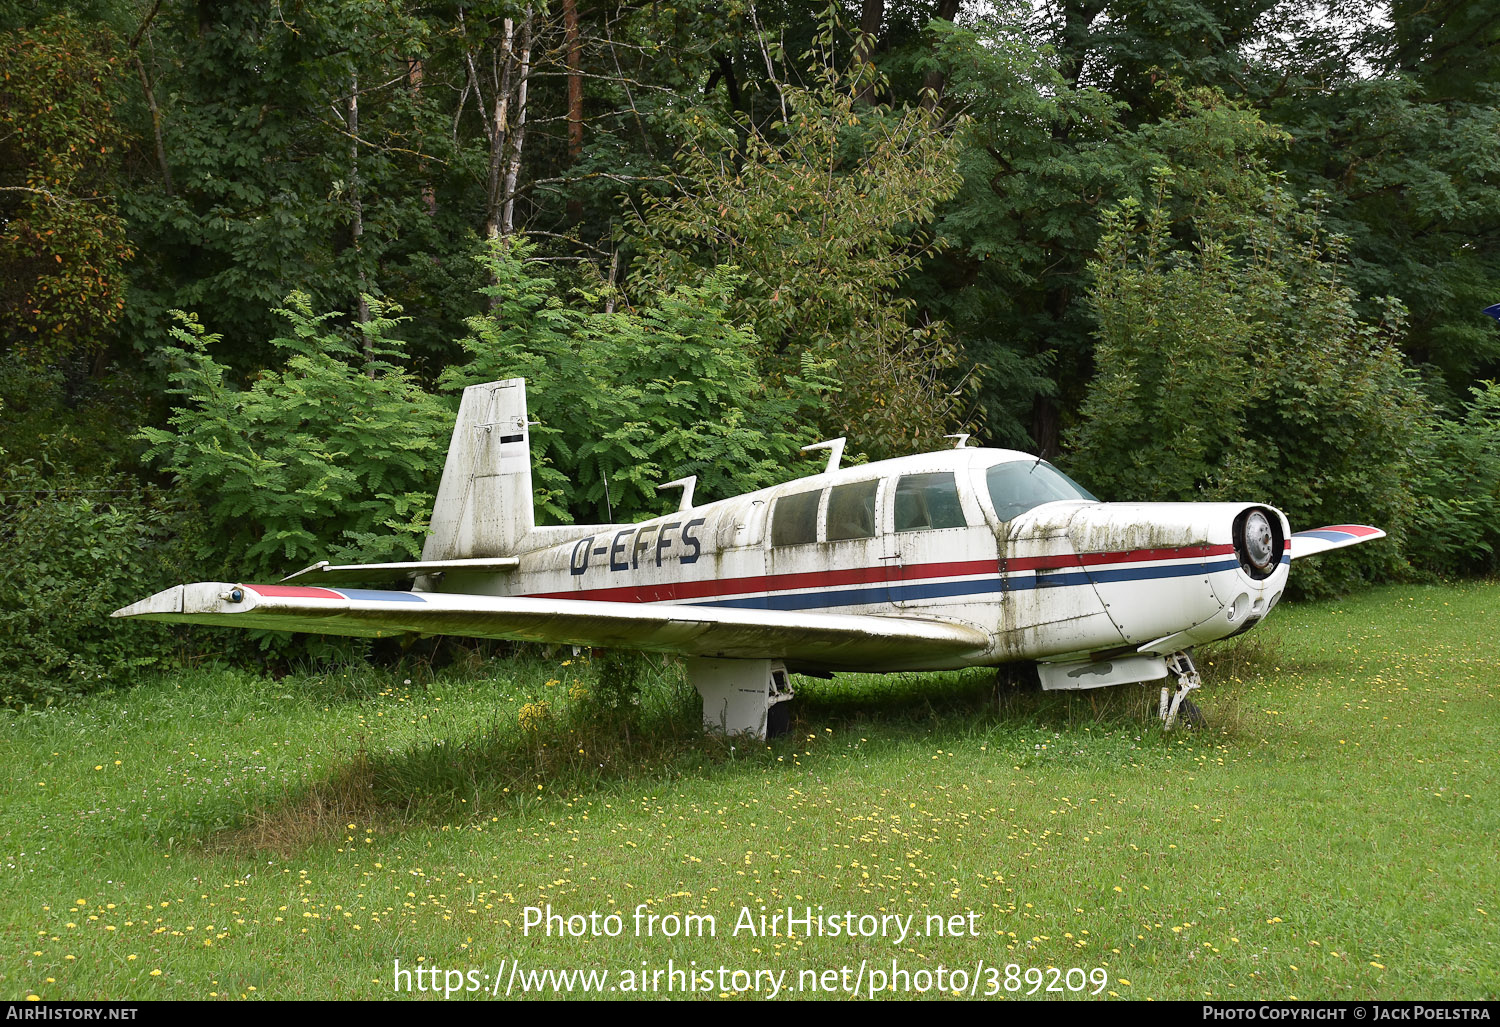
[802,437,845,475]
[657,476,697,513]
[945,433,972,449]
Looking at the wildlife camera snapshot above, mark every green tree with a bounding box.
[0,13,132,366]
[118,0,483,372]
[1242,0,1500,401]
[1070,170,1428,592]
[626,10,967,459]
[917,7,1298,454]
[1407,381,1500,577]
[139,297,450,583]
[445,238,835,524]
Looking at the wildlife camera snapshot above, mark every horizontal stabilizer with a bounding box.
[113,583,990,669]
[1288,524,1386,560]
[281,558,519,586]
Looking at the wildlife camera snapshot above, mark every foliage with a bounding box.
[445,238,835,524]
[1069,169,1429,592]
[587,649,646,722]
[0,466,198,706]
[2,0,1499,710]
[0,12,132,365]
[0,360,153,481]
[1260,1,1500,405]
[1407,381,1500,577]
[139,297,450,583]
[915,11,1123,449]
[627,9,968,459]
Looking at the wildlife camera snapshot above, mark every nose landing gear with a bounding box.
[1161,650,1204,730]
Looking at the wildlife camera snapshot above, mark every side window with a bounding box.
[894,472,968,532]
[826,480,879,541]
[771,488,821,546]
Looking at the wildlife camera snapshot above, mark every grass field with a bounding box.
[1,581,1496,1001]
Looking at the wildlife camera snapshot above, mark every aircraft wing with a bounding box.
[112,583,991,668]
[1288,524,1386,560]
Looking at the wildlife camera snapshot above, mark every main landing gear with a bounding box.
[685,657,795,740]
[1160,650,1204,730]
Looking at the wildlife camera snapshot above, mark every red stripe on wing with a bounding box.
[245,585,345,600]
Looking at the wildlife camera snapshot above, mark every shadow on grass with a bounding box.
[215,648,1293,856]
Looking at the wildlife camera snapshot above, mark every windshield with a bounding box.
[985,460,1098,522]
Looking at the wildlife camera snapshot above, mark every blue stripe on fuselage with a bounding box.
[694,558,1244,611]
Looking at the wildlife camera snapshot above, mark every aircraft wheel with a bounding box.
[766,700,792,739]
[1175,699,1205,730]
[994,663,1040,694]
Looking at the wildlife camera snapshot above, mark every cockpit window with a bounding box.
[826,480,878,541]
[771,488,821,546]
[985,460,1098,522]
[894,472,968,532]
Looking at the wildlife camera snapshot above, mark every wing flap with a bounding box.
[113,583,990,668]
[281,558,520,586]
[1288,524,1386,560]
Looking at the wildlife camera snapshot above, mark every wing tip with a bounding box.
[112,584,187,619]
[1289,524,1387,560]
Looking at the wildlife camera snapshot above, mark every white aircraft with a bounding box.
[115,378,1385,738]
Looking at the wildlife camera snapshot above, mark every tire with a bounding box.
[1175,698,1205,729]
[766,700,792,739]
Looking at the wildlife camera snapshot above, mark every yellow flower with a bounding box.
[518,700,552,731]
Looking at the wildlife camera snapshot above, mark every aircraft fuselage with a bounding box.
[429,447,1291,677]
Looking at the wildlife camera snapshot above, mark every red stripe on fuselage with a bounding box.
[1004,543,1234,572]
[527,560,990,604]
[525,543,1232,604]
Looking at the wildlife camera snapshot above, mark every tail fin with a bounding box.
[422,378,535,560]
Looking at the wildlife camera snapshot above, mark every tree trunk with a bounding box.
[1031,394,1060,460]
[349,70,372,358]
[128,0,173,195]
[484,18,516,241]
[564,0,583,222]
[500,8,532,238]
[919,0,964,111]
[408,58,436,215]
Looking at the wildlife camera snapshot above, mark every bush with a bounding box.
[0,467,200,705]
[1407,381,1500,576]
[445,238,836,524]
[139,295,451,583]
[1069,173,1429,594]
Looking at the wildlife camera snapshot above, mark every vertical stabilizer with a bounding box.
[422,378,535,560]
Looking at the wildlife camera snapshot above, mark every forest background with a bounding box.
[3,0,1498,705]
